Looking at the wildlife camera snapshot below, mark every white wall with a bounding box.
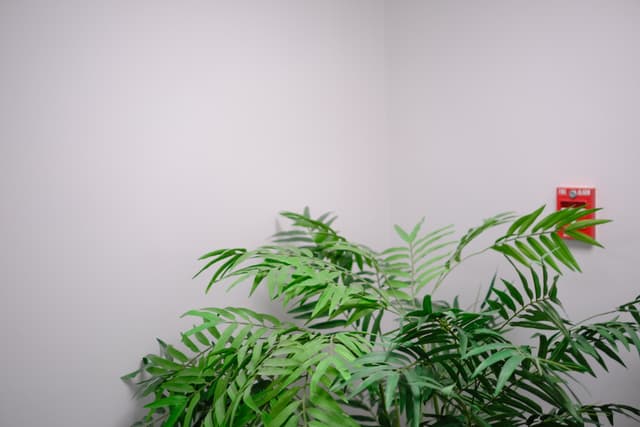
[0,1,388,425]
[2,1,640,425]
[387,1,640,424]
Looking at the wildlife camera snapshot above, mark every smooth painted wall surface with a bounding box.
[0,1,388,425]
[387,1,640,424]
[2,1,640,425]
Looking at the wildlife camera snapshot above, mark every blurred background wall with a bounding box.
[1,1,638,425]
[0,2,389,425]
[387,2,640,425]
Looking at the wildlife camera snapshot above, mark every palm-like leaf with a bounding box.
[124,206,639,427]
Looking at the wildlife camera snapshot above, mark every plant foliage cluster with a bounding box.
[124,206,640,426]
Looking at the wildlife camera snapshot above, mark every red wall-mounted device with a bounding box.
[556,187,596,239]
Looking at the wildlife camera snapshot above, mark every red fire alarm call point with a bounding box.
[556,187,596,239]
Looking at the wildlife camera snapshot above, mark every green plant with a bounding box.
[124,206,640,426]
